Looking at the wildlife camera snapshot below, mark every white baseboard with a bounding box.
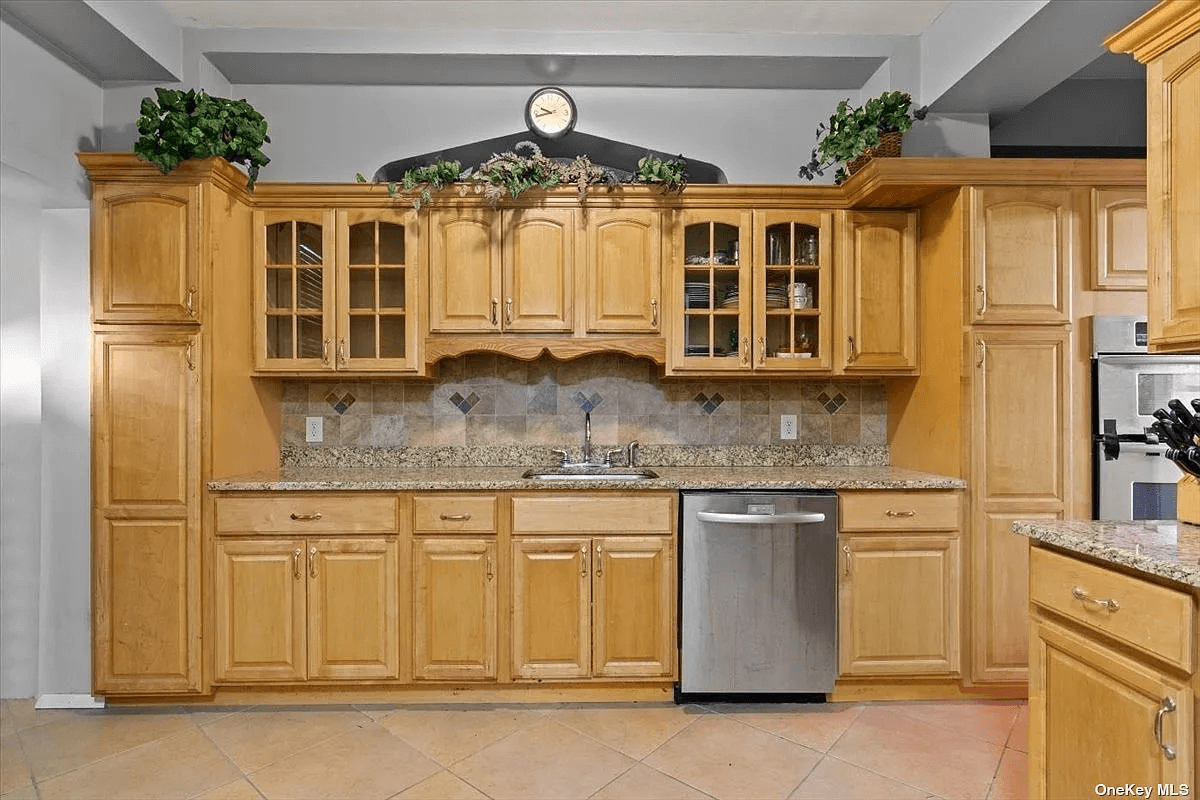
[35,693,105,709]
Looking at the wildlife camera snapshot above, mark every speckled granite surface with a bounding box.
[1013,520,1200,589]
[209,465,964,493]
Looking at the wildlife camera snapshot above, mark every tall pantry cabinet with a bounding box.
[82,154,279,695]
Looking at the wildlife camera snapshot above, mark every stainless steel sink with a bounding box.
[521,465,659,481]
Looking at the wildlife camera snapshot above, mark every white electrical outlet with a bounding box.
[305,416,323,443]
[780,414,798,440]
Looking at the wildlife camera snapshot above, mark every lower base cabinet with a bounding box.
[412,537,498,680]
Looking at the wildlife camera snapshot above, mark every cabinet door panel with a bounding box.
[593,536,674,677]
[587,210,661,332]
[505,210,574,332]
[308,538,399,680]
[1091,188,1148,290]
[837,211,918,373]
[429,210,501,332]
[254,210,336,371]
[511,538,590,680]
[413,537,497,680]
[214,539,306,682]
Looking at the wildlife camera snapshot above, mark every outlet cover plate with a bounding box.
[780,414,797,440]
[306,416,323,443]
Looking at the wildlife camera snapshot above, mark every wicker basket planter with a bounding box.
[845,131,904,176]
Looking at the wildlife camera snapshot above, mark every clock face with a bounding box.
[525,87,577,139]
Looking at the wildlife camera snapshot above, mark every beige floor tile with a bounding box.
[889,701,1022,747]
[0,784,39,800]
[788,755,930,800]
[987,749,1028,800]
[709,703,864,753]
[247,722,439,800]
[394,770,488,800]
[547,703,703,759]
[37,726,241,800]
[352,703,401,722]
[18,709,194,780]
[829,706,1002,800]
[193,778,266,800]
[1007,706,1029,753]
[188,706,252,727]
[201,707,368,772]
[0,703,14,738]
[643,715,821,800]
[450,718,635,800]
[377,706,544,766]
[590,764,713,800]
[0,734,32,795]
[2,699,78,734]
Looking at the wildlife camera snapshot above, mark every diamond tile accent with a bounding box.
[573,391,603,413]
[325,391,356,415]
[823,393,847,414]
[694,392,724,415]
[448,391,480,415]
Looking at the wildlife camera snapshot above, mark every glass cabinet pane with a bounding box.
[682,220,743,363]
[296,268,323,309]
[266,317,293,359]
[379,268,405,309]
[343,218,409,366]
[263,219,326,367]
[296,223,322,264]
[378,222,405,264]
[265,223,293,266]
[349,268,375,310]
[296,315,323,359]
[349,316,375,359]
[379,316,406,359]
[348,223,374,265]
[266,269,292,309]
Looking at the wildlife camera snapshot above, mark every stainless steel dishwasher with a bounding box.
[679,491,837,700]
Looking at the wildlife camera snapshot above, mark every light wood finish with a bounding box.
[421,333,666,364]
[213,539,306,682]
[511,495,673,533]
[1091,188,1149,290]
[412,494,498,533]
[830,679,1026,702]
[592,536,674,678]
[835,210,919,373]
[413,537,498,680]
[428,208,501,333]
[122,683,677,706]
[511,537,591,680]
[503,209,575,332]
[753,210,835,371]
[839,490,960,532]
[91,183,201,324]
[838,534,961,676]
[969,187,1075,325]
[585,208,662,333]
[1030,547,1195,670]
[1029,616,1194,800]
[215,495,398,534]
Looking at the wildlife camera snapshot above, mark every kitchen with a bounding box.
[2,2,1199,799]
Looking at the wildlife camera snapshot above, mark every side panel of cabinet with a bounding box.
[413,537,498,680]
[592,536,674,678]
[586,209,662,333]
[93,184,200,323]
[307,538,400,680]
[213,539,306,682]
[1091,188,1148,290]
[428,209,501,333]
[503,209,574,332]
[836,210,919,373]
[511,537,590,680]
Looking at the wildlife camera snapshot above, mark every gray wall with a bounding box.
[990,78,1146,148]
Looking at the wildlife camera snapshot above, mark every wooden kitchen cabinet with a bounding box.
[591,535,676,678]
[511,537,591,679]
[585,208,662,333]
[835,210,919,373]
[413,537,498,680]
[1090,188,1148,290]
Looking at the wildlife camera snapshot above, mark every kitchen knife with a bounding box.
[1165,446,1200,477]
[1150,417,1189,449]
[1168,398,1196,430]
[1191,398,1200,416]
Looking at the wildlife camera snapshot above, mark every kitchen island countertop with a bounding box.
[1013,518,1200,588]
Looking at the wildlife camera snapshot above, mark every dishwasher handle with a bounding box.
[695,510,826,525]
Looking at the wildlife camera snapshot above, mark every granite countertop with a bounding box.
[1013,519,1200,589]
[208,465,965,493]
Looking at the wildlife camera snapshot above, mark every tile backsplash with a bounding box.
[281,353,888,450]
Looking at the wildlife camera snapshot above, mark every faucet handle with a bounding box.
[550,448,569,465]
[603,448,624,467]
[626,440,640,468]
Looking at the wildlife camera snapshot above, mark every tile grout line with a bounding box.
[191,716,265,800]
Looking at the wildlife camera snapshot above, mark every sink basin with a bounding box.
[522,465,659,481]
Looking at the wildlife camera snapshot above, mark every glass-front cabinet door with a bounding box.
[255,210,336,371]
[753,211,833,371]
[669,210,751,373]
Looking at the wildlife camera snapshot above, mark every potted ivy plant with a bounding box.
[798,90,927,183]
[133,88,271,188]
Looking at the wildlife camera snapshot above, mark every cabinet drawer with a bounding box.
[512,494,673,533]
[1030,546,1195,671]
[215,495,398,534]
[412,494,498,533]
[839,491,960,531]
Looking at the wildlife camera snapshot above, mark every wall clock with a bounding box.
[525,87,577,139]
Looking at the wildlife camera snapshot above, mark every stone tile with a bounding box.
[496,357,528,384]
[426,414,466,446]
[830,413,862,445]
[280,381,307,404]
[402,383,436,415]
[394,770,487,799]
[339,412,371,445]
[403,415,437,445]
[590,764,712,799]
[201,707,368,773]
[648,415,681,444]
[0,733,32,795]
[527,382,559,415]
[37,726,240,800]
[280,415,307,446]
[742,382,770,402]
[371,382,404,414]
[378,707,544,767]
[450,718,634,800]
[588,415,619,447]
[0,783,39,800]
[643,715,821,800]
[526,415,571,445]
[461,353,498,384]
[890,701,1022,748]
[351,704,401,722]
[740,414,771,444]
[860,381,887,414]
[493,415,527,442]
[364,413,405,445]
[193,777,266,800]
[799,414,830,444]
[709,703,864,753]
[247,723,438,800]
[18,709,194,781]
[436,357,465,382]
[788,755,929,800]
[861,414,887,446]
[986,749,1027,800]
[493,383,528,415]
[546,703,701,759]
[1007,705,1028,753]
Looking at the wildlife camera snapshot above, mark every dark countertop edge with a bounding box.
[1013,520,1200,590]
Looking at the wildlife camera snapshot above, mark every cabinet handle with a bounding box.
[486,555,494,582]
[975,284,986,314]
[490,298,499,326]
[885,510,916,518]
[741,336,750,366]
[976,340,986,368]
[184,343,195,371]
[439,513,472,521]
[580,544,588,578]
[293,548,302,580]
[650,298,658,326]
[337,339,346,366]
[322,338,331,366]
[309,546,318,578]
[595,543,603,578]
[847,336,857,363]
[185,286,197,317]
[1071,586,1120,612]
[1154,696,1177,760]
[842,544,852,576]
[505,297,513,325]
[290,512,323,521]
[757,336,766,366]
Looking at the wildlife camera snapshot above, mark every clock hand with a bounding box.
[535,108,554,117]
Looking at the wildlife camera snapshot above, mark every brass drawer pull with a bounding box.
[650,298,658,326]
[842,544,852,576]
[439,513,472,521]
[309,546,318,578]
[847,336,857,362]
[486,555,494,582]
[505,297,513,325]
[1071,586,1120,612]
[580,544,588,578]
[595,544,603,578]
[290,512,323,521]
[885,510,916,518]
[1154,697,1177,760]
[185,286,197,317]
[293,548,302,580]
[490,298,499,326]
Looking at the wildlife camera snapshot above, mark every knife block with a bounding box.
[1179,475,1200,525]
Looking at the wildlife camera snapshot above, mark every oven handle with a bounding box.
[696,511,826,525]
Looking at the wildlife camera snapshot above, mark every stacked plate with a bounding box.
[765,284,789,309]
[720,285,739,308]
[685,282,710,309]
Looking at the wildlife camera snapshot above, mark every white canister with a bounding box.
[790,282,810,309]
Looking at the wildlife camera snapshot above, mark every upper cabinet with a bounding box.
[585,209,662,333]
[1108,3,1200,352]
[1091,188,1148,291]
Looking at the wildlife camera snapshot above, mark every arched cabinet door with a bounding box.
[586,209,662,333]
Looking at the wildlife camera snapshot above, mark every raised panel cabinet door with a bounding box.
[586,209,662,333]
[428,208,502,333]
[837,534,960,676]
[93,517,201,693]
[213,539,306,682]
[1029,618,1194,800]
[503,209,575,332]
[93,183,201,323]
[307,538,399,680]
[592,536,674,678]
[511,537,590,680]
[413,537,498,680]
[836,210,919,373]
[970,187,1074,324]
[253,209,337,371]
[1091,188,1148,290]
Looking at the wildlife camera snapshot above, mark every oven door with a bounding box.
[1094,354,1200,434]
[1095,441,1181,520]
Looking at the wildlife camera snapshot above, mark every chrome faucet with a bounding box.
[581,411,594,464]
